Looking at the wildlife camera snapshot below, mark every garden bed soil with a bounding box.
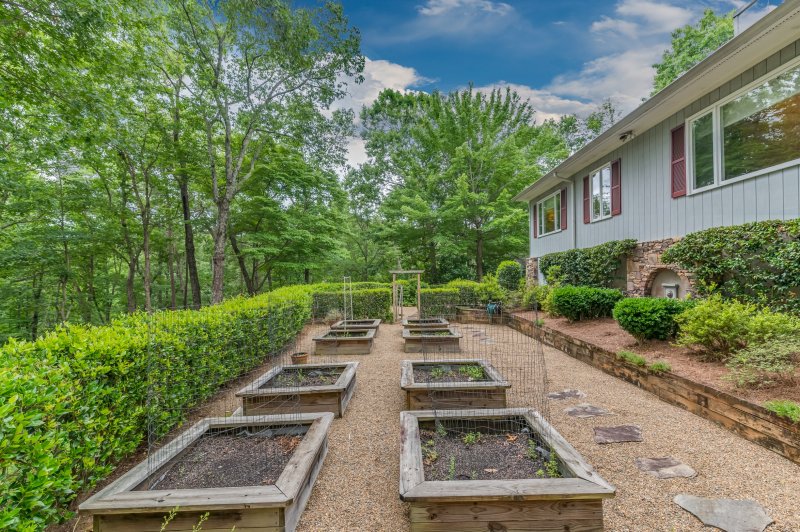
[152,433,302,489]
[419,428,553,481]
[313,328,375,355]
[528,314,800,405]
[262,366,344,388]
[402,317,449,329]
[412,363,489,383]
[401,359,510,410]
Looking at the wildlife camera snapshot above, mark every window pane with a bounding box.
[601,166,612,217]
[544,196,556,234]
[692,112,715,188]
[722,64,800,180]
[591,171,601,220]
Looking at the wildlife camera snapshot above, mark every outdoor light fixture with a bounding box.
[619,130,634,142]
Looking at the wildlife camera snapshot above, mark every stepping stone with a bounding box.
[635,457,696,479]
[548,389,587,400]
[593,425,642,444]
[674,494,773,532]
[565,404,612,418]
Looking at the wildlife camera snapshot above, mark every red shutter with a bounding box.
[671,125,687,198]
[560,188,567,230]
[532,204,538,238]
[582,176,590,224]
[611,159,621,215]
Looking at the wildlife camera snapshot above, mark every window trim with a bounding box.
[685,55,800,195]
[588,161,613,223]
[535,190,562,238]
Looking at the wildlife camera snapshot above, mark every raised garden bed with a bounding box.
[331,319,382,336]
[313,328,375,355]
[80,413,333,532]
[236,362,358,418]
[400,408,614,531]
[400,359,510,410]
[402,327,462,353]
[402,317,450,329]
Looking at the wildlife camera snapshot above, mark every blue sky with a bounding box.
[326,0,773,166]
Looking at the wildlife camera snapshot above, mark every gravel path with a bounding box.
[297,321,800,531]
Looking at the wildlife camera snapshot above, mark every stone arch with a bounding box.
[644,267,691,298]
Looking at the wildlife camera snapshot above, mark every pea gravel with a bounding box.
[296,321,800,531]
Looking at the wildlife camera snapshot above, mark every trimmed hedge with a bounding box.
[539,239,636,288]
[311,287,392,321]
[445,279,480,307]
[0,285,312,530]
[420,288,460,318]
[496,260,523,291]
[661,219,800,314]
[613,297,694,341]
[550,286,624,321]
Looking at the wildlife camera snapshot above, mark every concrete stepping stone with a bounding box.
[593,425,642,443]
[635,457,696,479]
[674,494,773,532]
[548,389,587,400]
[565,403,612,418]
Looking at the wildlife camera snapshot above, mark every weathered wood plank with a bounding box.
[400,411,425,496]
[94,508,283,531]
[409,499,602,522]
[409,518,603,532]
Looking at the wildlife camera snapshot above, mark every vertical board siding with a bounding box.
[530,39,800,253]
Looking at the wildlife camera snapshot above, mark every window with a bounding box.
[687,60,800,191]
[536,191,561,237]
[589,164,612,221]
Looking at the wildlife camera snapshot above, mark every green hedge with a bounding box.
[613,297,694,341]
[539,240,636,288]
[550,286,625,321]
[311,287,392,321]
[420,288,460,318]
[662,219,800,314]
[0,285,313,531]
[496,261,523,291]
[445,279,480,307]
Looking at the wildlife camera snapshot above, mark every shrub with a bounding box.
[675,294,800,360]
[648,361,672,374]
[496,261,523,291]
[612,297,694,341]
[522,284,549,311]
[420,288,460,318]
[475,274,506,304]
[617,350,647,367]
[549,286,624,321]
[446,279,480,307]
[764,400,800,423]
[539,239,636,288]
[311,287,392,321]
[726,337,799,387]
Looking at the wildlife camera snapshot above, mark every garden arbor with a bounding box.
[390,269,423,322]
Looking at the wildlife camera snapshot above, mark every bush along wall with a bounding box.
[0,284,314,531]
[420,288,460,318]
[550,286,625,321]
[613,297,694,341]
[661,219,800,314]
[539,239,637,288]
[445,279,481,307]
[311,287,393,322]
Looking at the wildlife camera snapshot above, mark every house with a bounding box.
[514,0,800,298]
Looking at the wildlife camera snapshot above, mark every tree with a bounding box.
[652,9,734,95]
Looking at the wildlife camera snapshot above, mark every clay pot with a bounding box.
[291,352,309,365]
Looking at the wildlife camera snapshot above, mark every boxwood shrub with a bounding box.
[550,286,624,321]
[445,279,480,307]
[613,297,694,341]
[311,287,392,321]
[420,288,460,318]
[496,260,523,291]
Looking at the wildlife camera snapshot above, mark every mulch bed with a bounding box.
[419,428,555,481]
[150,432,302,489]
[324,331,368,338]
[408,330,453,336]
[262,367,343,388]
[413,364,488,384]
[517,313,800,405]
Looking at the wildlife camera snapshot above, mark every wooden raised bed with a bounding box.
[402,317,450,329]
[400,408,614,532]
[80,413,333,532]
[402,327,462,353]
[400,359,510,410]
[331,319,381,336]
[236,362,358,418]
[313,328,375,355]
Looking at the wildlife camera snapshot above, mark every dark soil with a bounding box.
[514,312,800,405]
[409,330,453,336]
[413,364,489,383]
[150,432,303,489]
[324,330,368,338]
[407,319,446,324]
[420,428,558,481]
[337,320,376,326]
[262,367,343,388]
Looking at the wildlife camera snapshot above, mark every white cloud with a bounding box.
[417,0,513,17]
[615,0,693,29]
[472,82,598,123]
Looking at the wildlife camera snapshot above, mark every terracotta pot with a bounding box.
[291,352,309,365]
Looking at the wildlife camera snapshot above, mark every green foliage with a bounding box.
[545,451,561,478]
[648,361,672,374]
[652,9,734,95]
[662,219,800,314]
[617,350,647,367]
[458,365,485,380]
[311,287,392,322]
[475,274,506,304]
[549,286,624,322]
[539,240,636,289]
[727,337,799,387]
[0,285,312,530]
[675,294,800,360]
[420,288,460,318]
[462,432,481,445]
[447,455,456,480]
[613,297,694,341]
[763,400,800,423]
[496,261,523,291]
[445,279,481,307]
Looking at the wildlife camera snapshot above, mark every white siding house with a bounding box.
[514,1,800,295]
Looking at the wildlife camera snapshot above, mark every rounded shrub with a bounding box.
[612,297,694,341]
[549,286,624,321]
[496,260,523,291]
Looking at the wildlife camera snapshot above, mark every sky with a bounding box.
[323,0,776,167]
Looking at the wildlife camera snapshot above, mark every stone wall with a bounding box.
[525,256,539,285]
[626,238,693,297]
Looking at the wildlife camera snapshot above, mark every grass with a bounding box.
[617,350,647,367]
[648,360,672,374]
[764,400,800,423]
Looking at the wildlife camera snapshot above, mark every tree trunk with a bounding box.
[210,201,230,304]
[229,232,255,295]
[126,256,138,313]
[141,218,152,312]
[304,268,310,284]
[167,225,177,310]
[476,231,484,281]
[179,178,202,308]
[267,268,273,291]
[30,272,42,341]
